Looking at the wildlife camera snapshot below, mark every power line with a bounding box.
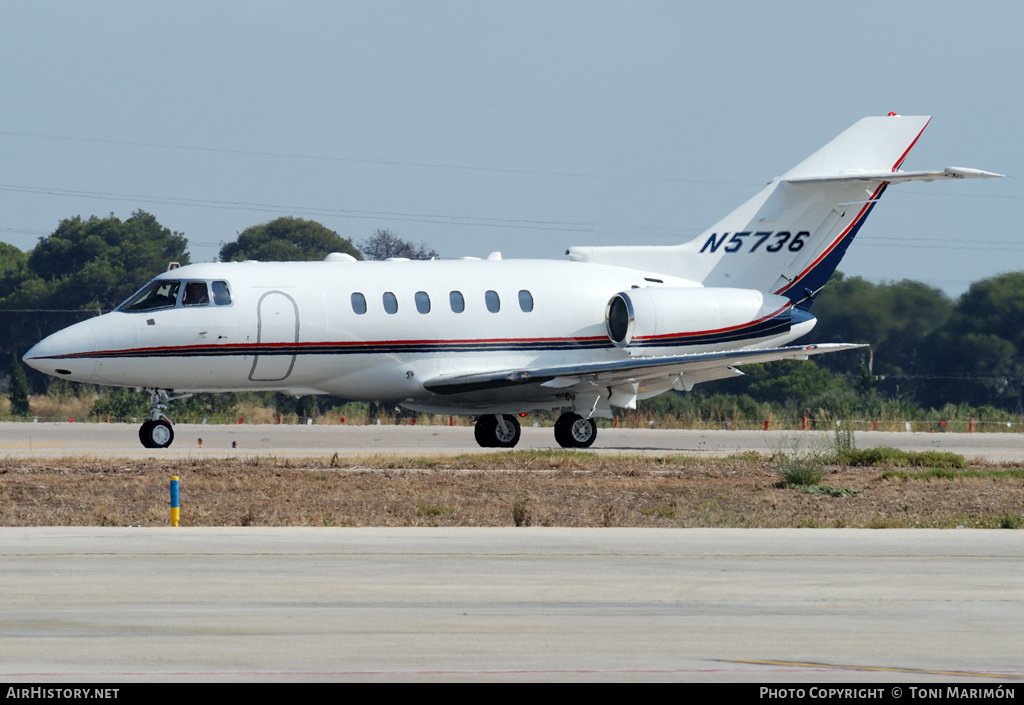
[3,130,1016,198]
[858,236,1024,252]
[0,183,594,233]
[0,227,49,236]
[0,129,750,186]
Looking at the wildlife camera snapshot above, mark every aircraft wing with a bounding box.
[423,343,866,398]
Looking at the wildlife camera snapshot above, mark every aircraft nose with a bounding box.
[23,321,98,383]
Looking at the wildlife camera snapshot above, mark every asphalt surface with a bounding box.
[1,527,1022,683]
[2,421,1024,461]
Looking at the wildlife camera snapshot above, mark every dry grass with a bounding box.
[5,394,98,422]
[1,451,1022,528]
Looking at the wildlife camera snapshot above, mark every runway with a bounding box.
[1,528,1022,683]
[2,421,1024,461]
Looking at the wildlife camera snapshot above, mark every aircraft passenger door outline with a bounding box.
[249,290,299,382]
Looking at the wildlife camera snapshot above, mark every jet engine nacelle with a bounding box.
[604,287,793,348]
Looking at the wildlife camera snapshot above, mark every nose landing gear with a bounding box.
[140,418,174,448]
[139,389,190,449]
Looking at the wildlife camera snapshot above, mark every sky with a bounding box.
[1,0,1021,298]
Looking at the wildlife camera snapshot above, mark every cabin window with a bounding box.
[383,292,398,314]
[415,291,431,314]
[449,291,465,313]
[351,292,367,315]
[485,290,500,313]
[212,281,231,306]
[182,281,209,306]
[120,280,181,312]
[518,289,534,313]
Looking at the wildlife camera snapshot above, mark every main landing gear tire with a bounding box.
[554,412,597,449]
[139,419,174,449]
[474,414,522,448]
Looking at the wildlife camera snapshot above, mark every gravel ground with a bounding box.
[2,451,1022,528]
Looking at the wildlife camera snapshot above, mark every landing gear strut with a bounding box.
[554,412,597,448]
[139,388,190,449]
[474,414,522,448]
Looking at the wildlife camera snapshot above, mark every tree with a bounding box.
[811,272,952,378]
[741,360,841,404]
[0,243,27,302]
[92,388,149,421]
[24,211,189,311]
[918,272,1024,411]
[941,272,1024,355]
[7,354,31,417]
[359,229,438,260]
[220,217,361,262]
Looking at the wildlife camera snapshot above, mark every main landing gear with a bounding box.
[554,412,597,449]
[472,412,598,449]
[138,388,189,449]
[474,414,522,448]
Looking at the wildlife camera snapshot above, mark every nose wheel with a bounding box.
[554,412,597,448]
[140,419,174,448]
[137,388,189,449]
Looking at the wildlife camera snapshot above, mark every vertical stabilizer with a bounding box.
[568,115,965,308]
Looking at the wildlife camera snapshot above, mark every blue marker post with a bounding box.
[170,476,180,527]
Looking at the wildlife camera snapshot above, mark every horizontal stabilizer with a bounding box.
[786,166,1004,184]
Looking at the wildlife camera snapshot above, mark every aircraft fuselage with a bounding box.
[25,257,806,414]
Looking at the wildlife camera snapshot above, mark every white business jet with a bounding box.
[24,115,1001,449]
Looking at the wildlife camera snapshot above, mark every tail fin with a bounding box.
[568,115,1001,309]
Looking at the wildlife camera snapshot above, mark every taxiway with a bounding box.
[1,527,1022,683]
[2,422,1023,461]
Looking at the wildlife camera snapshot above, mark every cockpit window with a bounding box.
[119,280,181,312]
[182,281,209,306]
[212,281,231,306]
[118,278,232,312]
